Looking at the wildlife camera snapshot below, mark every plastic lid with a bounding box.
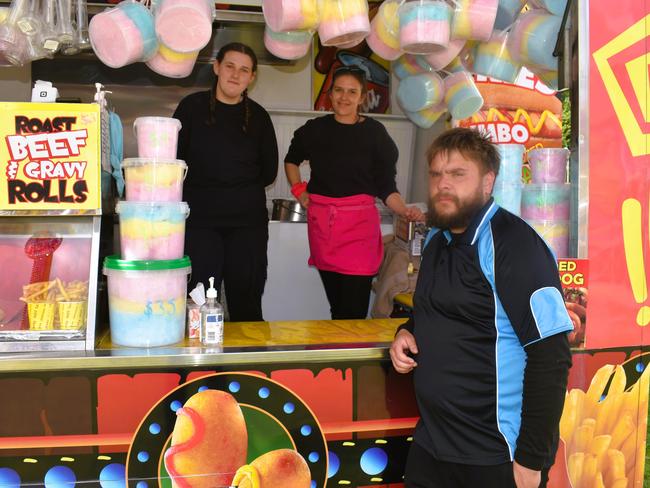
[133,116,182,130]
[115,201,190,215]
[104,255,191,271]
[122,158,186,168]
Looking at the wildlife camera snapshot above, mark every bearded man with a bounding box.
[390,128,573,488]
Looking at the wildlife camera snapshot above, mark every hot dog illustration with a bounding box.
[232,449,311,488]
[164,390,248,488]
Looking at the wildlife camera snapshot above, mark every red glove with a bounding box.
[291,181,308,199]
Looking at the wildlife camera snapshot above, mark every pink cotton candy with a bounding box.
[318,14,370,47]
[121,234,185,261]
[155,0,213,53]
[400,19,451,52]
[263,0,304,31]
[108,270,188,302]
[89,8,144,68]
[366,28,402,60]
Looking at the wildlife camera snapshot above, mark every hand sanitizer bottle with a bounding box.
[200,277,224,345]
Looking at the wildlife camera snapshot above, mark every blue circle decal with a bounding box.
[99,463,125,488]
[258,387,270,398]
[44,466,77,488]
[0,468,20,488]
[327,451,340,478]
[360,447,388,475]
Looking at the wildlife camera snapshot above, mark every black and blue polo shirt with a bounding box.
[400,199,573,468]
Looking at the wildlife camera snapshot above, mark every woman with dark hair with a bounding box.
[284,66,423,320]
[174,42,278,322]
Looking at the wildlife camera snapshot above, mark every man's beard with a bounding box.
[426,189,487,231]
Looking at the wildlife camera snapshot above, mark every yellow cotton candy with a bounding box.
[299,0,320,29]
[120,219,185,239]
[124,165,184,185]
[159,44,199,62]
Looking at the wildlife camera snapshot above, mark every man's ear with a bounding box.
[483,171,496,197]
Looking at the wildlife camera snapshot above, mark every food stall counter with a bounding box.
[0,318,418,487]
[0,318,405,373]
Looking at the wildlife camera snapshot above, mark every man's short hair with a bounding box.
[426,128,500,176]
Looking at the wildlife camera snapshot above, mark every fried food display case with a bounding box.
[0,102,102,352]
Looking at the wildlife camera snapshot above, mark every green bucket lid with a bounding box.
[104,255,191,271]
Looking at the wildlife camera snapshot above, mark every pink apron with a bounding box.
[307,193,383,276]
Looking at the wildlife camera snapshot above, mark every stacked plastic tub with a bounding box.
[104,117,192,347]
[89,0,215,78]
[492,144,524,216]
[523,148,571,258]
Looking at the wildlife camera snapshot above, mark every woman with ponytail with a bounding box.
[284,67,424,320]
[174,43,278,322]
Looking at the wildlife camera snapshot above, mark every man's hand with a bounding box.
[390,329,418,373]
[404,206,425,222]
[513,461,541,488]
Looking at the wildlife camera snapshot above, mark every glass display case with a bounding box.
[0,102,102,352]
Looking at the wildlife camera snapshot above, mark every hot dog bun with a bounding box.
[474,81,562,113]
[164,389,248,488]
[456,78,562,149]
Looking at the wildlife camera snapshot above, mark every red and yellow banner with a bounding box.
[588,0,650,348]
[0,102,101,211]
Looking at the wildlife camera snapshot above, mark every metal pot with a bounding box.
[271,199,306,222]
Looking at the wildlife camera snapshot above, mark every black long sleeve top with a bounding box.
[284,114,399,203]
[174,90,278,226]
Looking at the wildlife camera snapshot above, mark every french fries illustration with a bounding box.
[561,358,649,487]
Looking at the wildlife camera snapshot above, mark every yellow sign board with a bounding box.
[0,102,101,211]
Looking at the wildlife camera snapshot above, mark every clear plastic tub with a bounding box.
[521,183,571,220]
[398,0,452,53]
[104,256,191,347]
[528,147,569,184]
[527,219,569,258]
[122,158,187,202]
[444,70,484,120]
[116,201,190,260]
[425,39,465,70]
[89,1,156,69]
[263,0,320,32]
[366,0,402,60]
[397,72,444,112]
[495,143,525,184]
[404,102,447,129]
[473,30,521,83]
[264,26,313,61]
[494,0,525,30]
[155,0,214,53]
[450,0,498,42]
[507,8,563,71]
[528,0,568,16]
[133,116,182,159]
[317,0,370,47]
[392,53,433,80]
[493,181,522,216]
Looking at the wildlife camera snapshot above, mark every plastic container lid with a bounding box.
[121,158,187,168]
[104,255,191,271]
[133,116,182,130]
[115,200,190,215]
